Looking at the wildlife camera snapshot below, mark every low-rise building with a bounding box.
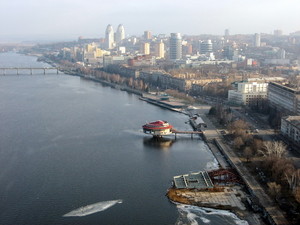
[228,81,268,105]
[281,116,300,147]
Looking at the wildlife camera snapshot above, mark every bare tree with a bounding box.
[259,141,287,158]
[244,147,253,162]
[234,136,244,150]
[228,119,249,135]
[294,187,300,203]
[251,138,263,155]
[286,169,300,194]
[271,158,294,181]
[267,182,281,199]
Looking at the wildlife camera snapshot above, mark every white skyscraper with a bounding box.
[254,33,261,47]
[105,24,114,49]
[200,40,213,54]
[169,33,182,60]
[115,24,125,44]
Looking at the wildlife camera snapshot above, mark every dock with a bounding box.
[171,128,202,139]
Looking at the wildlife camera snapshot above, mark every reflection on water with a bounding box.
[143,136,176,150]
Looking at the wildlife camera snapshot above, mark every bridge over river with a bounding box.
[0,67,60,75]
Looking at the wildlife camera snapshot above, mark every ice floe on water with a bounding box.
[63,199,123,217]
[205,158,219,170]
[176,204,248,225]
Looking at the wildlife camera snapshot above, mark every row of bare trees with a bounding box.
[75,67,149,92]
[259,141,300,205]
[165,89,195,104]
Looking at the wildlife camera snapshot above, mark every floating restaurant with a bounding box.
[142,120,173,137]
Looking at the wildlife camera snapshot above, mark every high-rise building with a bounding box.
[144,31,152,40]
[169,33,182,60]
[155,41,165,58]
[254,33,261,47]
[105,24,114,49]
[115,24,125,44]
[274,29,283,36]
[225,29,230,37]
[140,42,150,55]
[223,45,234,60]
[200,40,213,54]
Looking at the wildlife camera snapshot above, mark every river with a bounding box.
[0,52,247,225]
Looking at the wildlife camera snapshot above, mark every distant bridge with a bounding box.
[0,67,60,75]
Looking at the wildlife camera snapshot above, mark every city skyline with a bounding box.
[1,0,300,42]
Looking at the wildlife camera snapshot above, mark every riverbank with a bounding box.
[166,187,247,215]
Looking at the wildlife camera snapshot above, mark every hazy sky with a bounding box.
[1,0,300,41]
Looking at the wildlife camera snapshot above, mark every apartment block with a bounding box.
[228,81,268,105]
[268,82,300,115]
[281,116,300,147]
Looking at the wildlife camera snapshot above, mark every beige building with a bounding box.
[83,43,110,64]
[155,41,165,58]
[281,116,300,147]
[140,42,150,55]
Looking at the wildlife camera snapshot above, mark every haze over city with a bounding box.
[1,0,300,41]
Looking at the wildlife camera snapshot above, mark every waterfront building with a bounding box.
[105,24,114,49]
[140,42,150,55]
[144,31,152,40]
[281,116,300,147]
[115,24,125,44]
[155,41,165,58]
[228,81,268,105]
[142,120,173,137]
[173,171,214,189]
[169,33,182,60]
[268,82,300,115]
[254,33,261,47]
[200,40,213,54]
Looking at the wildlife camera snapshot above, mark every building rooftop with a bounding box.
[269,82,300,94]
[284,116,300,128]
[173,171,214,189]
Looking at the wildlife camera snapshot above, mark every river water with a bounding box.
[0,52,247,225]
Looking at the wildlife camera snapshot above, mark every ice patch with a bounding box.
[176,204,248,225]
[200,217,210,223]
[63,199,123,217]
[205,158,219,170]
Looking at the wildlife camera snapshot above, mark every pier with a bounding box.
[171,128,202,139]
[0,67,60,75]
